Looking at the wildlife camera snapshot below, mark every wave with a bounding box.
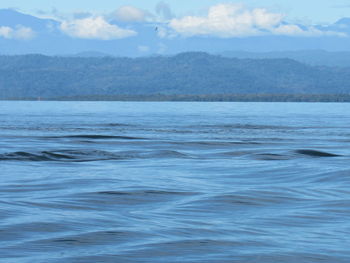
[187,124,295,130]
[48,135,145,140]
[0,149,192,162]
[171,141,261,147]
[0,150,125,162]
[295,149,341,157]
[253,153,291,161]
[97,190,197,196]
[0,147,343,162]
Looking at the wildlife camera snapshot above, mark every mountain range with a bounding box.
[219,50,350,67]
[1,52,350,99]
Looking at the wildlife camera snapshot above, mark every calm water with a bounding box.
[1,102,350,263]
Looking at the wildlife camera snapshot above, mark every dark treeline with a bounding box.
[0,52,350,100]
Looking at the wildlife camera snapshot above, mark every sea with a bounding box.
[0,101,350,263]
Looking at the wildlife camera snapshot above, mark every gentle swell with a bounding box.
[0,150,123,162]
[47,135,144,140]
[0,149,192,162]
[0,148,343,162]
[296,149,341,157]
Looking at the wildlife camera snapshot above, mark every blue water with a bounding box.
[1,101,350,262]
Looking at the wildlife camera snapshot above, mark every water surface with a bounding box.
[1,102,350,262]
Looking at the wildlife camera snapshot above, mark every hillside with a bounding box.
[220,50,350,67]
[0,52,350,99]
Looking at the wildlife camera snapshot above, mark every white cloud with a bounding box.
[274,24,347,37]
[60,16,137,40]
[169,3,344,38]
[169,3,283,37]
[113,6,151,22]
[0,25,35,40]
[0,27,12,38]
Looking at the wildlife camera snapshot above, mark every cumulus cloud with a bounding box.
[0,25,35,40]
[273,24,345,37]
[169,3,344,38]
[60,16,137,40]
[169,3,282,37]
[113,6,151,22]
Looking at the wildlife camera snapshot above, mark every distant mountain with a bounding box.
[0,53,350,99]
[0,9,59,32]
[219,50,350,67]
[1,9,350,56]
[316,17,350,36]
[335,18,350,26]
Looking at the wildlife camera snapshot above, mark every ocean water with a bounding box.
[1,101,350,263]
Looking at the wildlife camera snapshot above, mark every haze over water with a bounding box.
[1,101,350,262]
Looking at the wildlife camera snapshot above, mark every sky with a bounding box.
[1,0,350,24]
[0,0,349,48]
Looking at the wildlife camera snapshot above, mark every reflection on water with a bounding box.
[0,102,350,263]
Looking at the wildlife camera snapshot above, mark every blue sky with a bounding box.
[1,0,350,24]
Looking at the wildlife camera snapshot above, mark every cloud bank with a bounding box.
[31,3,349,41]
[60,16,137,40]
[169,3,344,37]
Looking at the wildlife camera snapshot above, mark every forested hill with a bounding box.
[0,52,350,99]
